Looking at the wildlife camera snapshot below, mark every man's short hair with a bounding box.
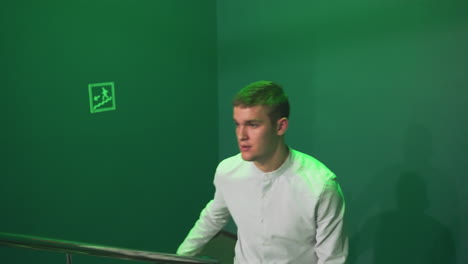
[233,80,290,124]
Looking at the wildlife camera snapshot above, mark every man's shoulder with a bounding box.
[216,153,245,175]
[290,148,336,182]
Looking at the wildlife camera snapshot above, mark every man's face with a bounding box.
[233,105,281,163]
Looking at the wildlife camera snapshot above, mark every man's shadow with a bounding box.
[381,172,454,263]
[348,125,457,263]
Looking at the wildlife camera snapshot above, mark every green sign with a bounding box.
[88,82,116,113]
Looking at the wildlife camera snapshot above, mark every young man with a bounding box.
[177,81,348,264]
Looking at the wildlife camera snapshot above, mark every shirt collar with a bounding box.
[251,147,293,180]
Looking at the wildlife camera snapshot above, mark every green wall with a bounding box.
[3,1,468,263]
[2,1,217,263]
[217,1,467,263]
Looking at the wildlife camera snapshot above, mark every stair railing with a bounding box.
[0,232,219,264]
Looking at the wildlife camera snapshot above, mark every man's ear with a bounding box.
[276,117,289,136]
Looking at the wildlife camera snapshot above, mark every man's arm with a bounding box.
[314,178,348,264]
[176,186,230,256]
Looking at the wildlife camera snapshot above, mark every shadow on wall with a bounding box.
[350,172,455,264]
[348,124,457,264]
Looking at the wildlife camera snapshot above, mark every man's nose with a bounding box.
[237,126,247,141]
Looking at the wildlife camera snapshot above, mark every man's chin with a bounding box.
[240,153,255,161]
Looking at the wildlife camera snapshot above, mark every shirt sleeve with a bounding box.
[176,178,231,256]
[314,178,348,264]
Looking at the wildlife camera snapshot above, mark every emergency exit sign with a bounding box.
[88,82,116,113]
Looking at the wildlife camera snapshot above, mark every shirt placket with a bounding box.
[260,173,273,262]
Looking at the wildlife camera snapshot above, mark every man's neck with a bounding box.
[254,144,290,173]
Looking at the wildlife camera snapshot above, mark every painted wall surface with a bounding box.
[1,1,217,263]
[2,1,467,263]
[217,1,468,263]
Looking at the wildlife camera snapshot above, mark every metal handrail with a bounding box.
[0,232,219,264]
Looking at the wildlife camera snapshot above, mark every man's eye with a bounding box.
[250,123,259,127]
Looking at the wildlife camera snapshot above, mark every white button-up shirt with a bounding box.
[177,148,348,264]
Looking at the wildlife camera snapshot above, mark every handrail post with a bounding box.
[66,254,72,264]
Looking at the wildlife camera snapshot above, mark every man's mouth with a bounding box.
[240,145,251,151]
